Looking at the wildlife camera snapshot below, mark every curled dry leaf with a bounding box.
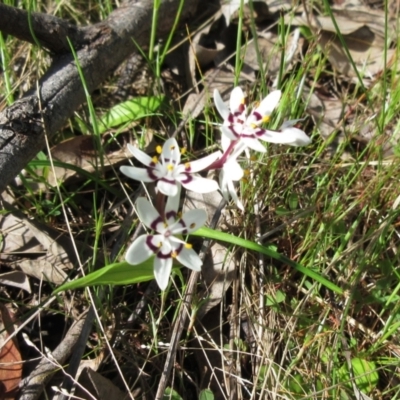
[0,271,31,293]
[33,135,127,189]
[74,367,128,400]
[288,7,397,77]
[0,207,102,285]
[0,304,22,399]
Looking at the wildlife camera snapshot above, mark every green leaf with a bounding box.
[192,227,343,295]
[97,96,164,133]
[53,260,155,294]
[265,290,286,306]
[199,389,214,400]
[338,358,378,393]
[163,387,184,400]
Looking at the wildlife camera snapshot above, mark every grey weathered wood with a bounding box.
[0,0,199,193]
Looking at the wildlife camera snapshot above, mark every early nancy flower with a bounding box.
[214,87,311,150]
[125,190,206,290]
[120,138,221,197]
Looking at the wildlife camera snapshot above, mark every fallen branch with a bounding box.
[0,0,199,193]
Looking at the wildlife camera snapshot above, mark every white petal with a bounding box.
[162,138,181,164]
[125,235,154,265]
[280,118,305,129]
[254,90,281,116]
[260,128,311,146]
[221,125,239,141]
[213,89,230,120]
[177,247,202,271]
[227,179,244,211]
[230,87,246,114]
[157,179,179,196]
[153,257,173,290]
[187,151,221,173]
[176,209,207,234]
[120,166,156,183]
[181,175,219,194]
[280,127,311,146]
[219,170,244,211]
[241,137,266,153]
[223,160,244,181]
[136,198,161,229]
[166,184,181,215]
[221,133,233,152]
[127,144,154,166]
[229,140,247,161]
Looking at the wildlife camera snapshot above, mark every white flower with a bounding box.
[125,190,206,290]
[214,87,311,150]
[120,138,221,196]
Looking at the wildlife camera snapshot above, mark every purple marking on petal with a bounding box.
[160,177,176,185]
[252,111,262,121]
[156,250,172,259]
[255,129,267,137]
[150,216,164,231]
[241,132,257,139]
[179,173,193,185]
[228,114,235,124]
[165,210,178,220]
[229,126,241,139]
[157,243,183,259]
[146,235,161,253]
[147,167,159,181]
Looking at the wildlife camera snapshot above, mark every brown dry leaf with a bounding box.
[0,209,93,285]
[0,304,22,399]
[44,135,127,187]
[74,367,128,400]
[306,90,346,139]
[288,8,397,77]
[0,271,31,293]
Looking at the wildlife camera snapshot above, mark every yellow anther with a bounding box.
[170,145,176,150]
[250,155,257,162]
[262,116,270,123]
[184,162,191,169]
[152,156,159,163]
[243,169,250,176]
[167,164,174,171]
[185,243,193,249]
[177,211,182,219]
[241,98,246,105]
[171,251,178,258]
[190,223,196,229]
[181,147,187,155]
[250,123,257,129]
[156,145,162,154]
[254,101,260,108]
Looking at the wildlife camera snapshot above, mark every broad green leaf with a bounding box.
[163,388,184,400]
[97,96,164,133]
[265,290,286,306]
[192,227,343,295]
[199,389,214,400]
[53,260,155,294]
[338,358,378,393]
